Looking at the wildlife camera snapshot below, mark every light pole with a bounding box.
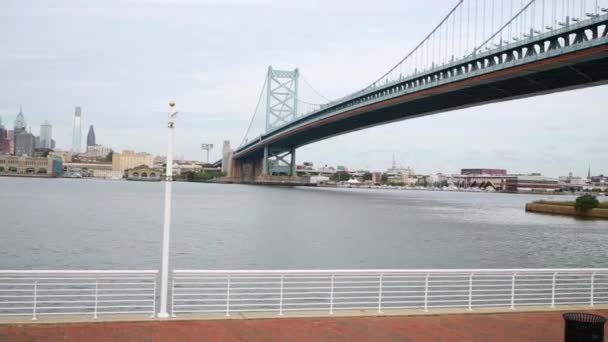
[158,101,177,318]
[201,143,213,164]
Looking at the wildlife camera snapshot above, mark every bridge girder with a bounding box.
[234,17,608,160]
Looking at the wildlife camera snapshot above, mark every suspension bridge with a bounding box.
[216,0,608,184]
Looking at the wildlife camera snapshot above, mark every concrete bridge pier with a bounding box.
[226,145,302,185]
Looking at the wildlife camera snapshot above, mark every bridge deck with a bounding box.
[2,307,606,341]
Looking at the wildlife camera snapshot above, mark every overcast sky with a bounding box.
[1,0,606,177]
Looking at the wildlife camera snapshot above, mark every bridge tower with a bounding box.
[265,66,299,133]
[260,66,299,179]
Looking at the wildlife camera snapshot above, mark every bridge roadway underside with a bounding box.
[237,44,608,164]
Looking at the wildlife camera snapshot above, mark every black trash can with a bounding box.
[563,312,606,342]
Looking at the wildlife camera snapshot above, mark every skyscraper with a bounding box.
[72,107,82,153]
[40,121,53,149]
[0,117,5,154]
[87,125,96,149]
[12,106,28,155]
[14,105,26,134]
[15,132,35,156]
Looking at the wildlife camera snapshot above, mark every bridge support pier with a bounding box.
[227,145,302,185]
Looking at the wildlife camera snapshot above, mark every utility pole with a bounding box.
[158,101,177,318]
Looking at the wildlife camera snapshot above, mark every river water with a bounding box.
[1,177,606,270]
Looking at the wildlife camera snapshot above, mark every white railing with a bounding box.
[0,270,158,320]
[172,269,608,316]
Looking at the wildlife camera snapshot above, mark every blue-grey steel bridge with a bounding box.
[217,0,608,183]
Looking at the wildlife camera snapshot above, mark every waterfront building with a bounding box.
[175,161,203,175]
[86,125,95,148]
[385,165,416,184]
[371,172,382,185]
[590,175,607,185]
[461,168,507,176]
[112,150,154,172]
[72,107,82,153]
[451,168,511,190]
[50,150,75,163]
[452,174,512,191]
[39,121,53,149]
[62,161,122,179]
[125,165,162,181]
[505,175,560,192]
[0,155,63,176]
[317,165,335,174]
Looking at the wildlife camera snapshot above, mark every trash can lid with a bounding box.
[563,313,607,324]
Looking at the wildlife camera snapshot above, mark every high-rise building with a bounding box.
[0,126,5,155]
[7,130,15,155]
[12,106,29,155]
[72,107,82,153]
[40,121,53,149]
[14,105,26,134]
[0,117,4,154]
[86,125,96,149]
[15,132,35,156]
[0,129,9,155]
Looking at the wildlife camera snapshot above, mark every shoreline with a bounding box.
[526,202,608,219]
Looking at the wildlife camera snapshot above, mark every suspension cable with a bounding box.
[300,74,333,102]
[239,77,268,147]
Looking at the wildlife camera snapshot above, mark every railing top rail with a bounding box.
[174,268,608,274]
[0,270,158,274]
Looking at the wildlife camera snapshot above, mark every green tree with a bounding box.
[104,151,113,163]
[331,171,351,182]
[575,194,599,211]
[362,172,373,181]
[381,173,389,183]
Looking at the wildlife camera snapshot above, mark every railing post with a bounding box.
[152,277,158,318]
[32,280,38,321]
[511,273,516,310]
[329,274,334,315]
[94,279,99,319]
[551,272,557,308]
[468,273,474,311]
[424,273,430,312]
[377,274,384,313]
[170,277,175,317]
[225,275,231,317]
[590,272,596,307]
[279,275,284,316]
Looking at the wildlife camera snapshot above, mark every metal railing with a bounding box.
[172,269,608,316]
[0,270,158,320]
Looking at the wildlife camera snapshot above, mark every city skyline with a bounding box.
[1,1,606,177]
[0,102,605,178]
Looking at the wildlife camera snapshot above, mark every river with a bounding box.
[1,177,606,270]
